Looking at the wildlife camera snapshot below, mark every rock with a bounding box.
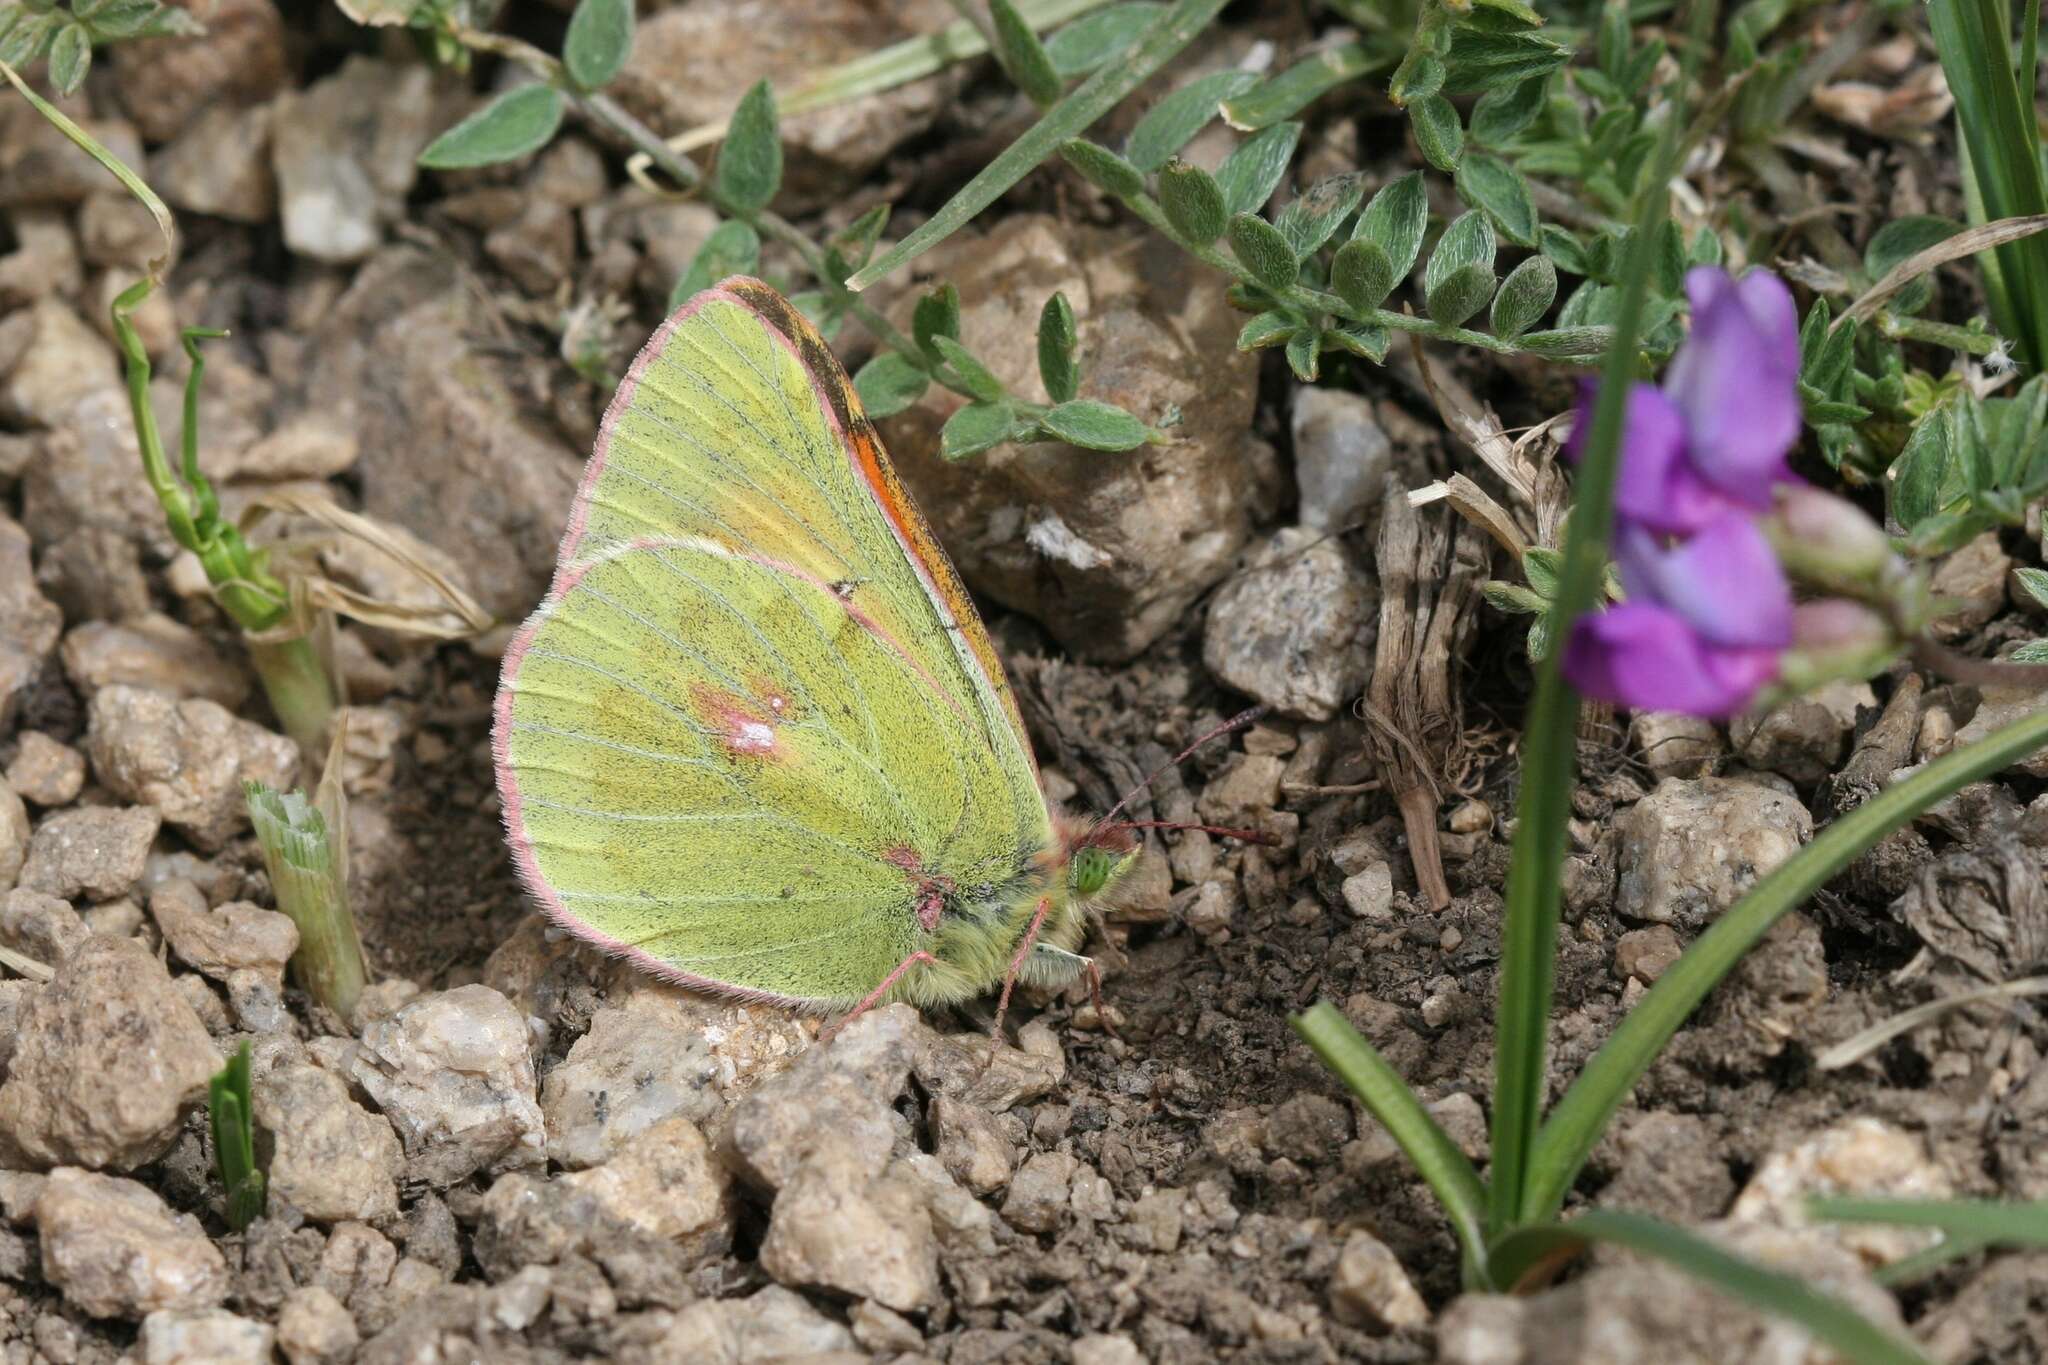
[0,936,220,1168]
[0,298,120,428]
[109,0,288,142]
[348,983,546,1175]
[1267,1094,1353,1163]
[477,1116,735,1282]
[1290,388,1393,532]
[0,514,62,731]
[616,0,959,209]
[1714,911,1830,1061]
[876,214,1279,661]
[540,993,727,1169]
[1119,1187,1187,1253]
[60,615,249,708]
[1074,1335,1147,1365]
[138,1307,275,1364]
[1730,1117,1952,1267]
[729,1004,922,1189]
[0,979,34,1069]
[1630,710,1727,778]
[150,101,277,224]
[656,1284,857,1362]
[233,415,360,482]
[34,1168,228,1319]
[85,686,298,851]
[1,888,87,963]
[272,57,438,263]
[913,1014,1065,1112]
[1202,527,1377,721]
[1731,680,1874,786]
[929,1093,1015,1195]
[78,192,164,272]
[1329,1228,1428,1330]
[150,881,297,986]
[1929,532,2013,638]
[894,1148,1000,1256]
[1001,1150,1078,1234]
[1614,777,1812,929]
[254,1063,402,1224]
[1613,925,1683,983]
[311,246,581,620]
[759,1158,941,1312]
[277,1285,359,1365]
[1953,681,2048,779]
[1436,1223,1903,1365]
[18,805,161,902]
[6,732,86,807]
[850,1298,923,1353]
[1341,861,1395,919]
[0,780,25,892]
[0,207,83,309]
[18,386,158,621]
[0,106,144,208]
[1198,753,1287,827]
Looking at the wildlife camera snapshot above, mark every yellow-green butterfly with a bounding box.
[492,278,1160,1029]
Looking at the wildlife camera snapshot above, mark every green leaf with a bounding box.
[1889,405,1952,530]
[419,84,564,169]
[1484,580,1548,614]
[1236,310,1297,350]
[1125,67,1260,171]
[940,401,1015,460]
[1331,239,1396,312]
[1059,137,1146,198]
[1284,328,1320,381]
[1352,171,1428,280]
[989,0,1064,106]
[1424,210,1496,302]
[1491,254,1556,338]
[1427,263,1495,326]
[914,284,962,363]
[1470,74,1548,146]
[1037,291,1079,403]
[931,334,1006,404]
[1227,212,1298,290]
[1410,93,1463,171]
[1516,325,1611,358]
[563,0,635,91]
[1539,224,1590,276]
[828,203,890,271]
[1158,157,1228,243]
[2012,639,2048,662]
[668,219,761,309]
[715,80,782,214]
[1394,55,1445,104]
[1323,321,1390,362]
[853,352,931,419]
[1521,545,1562,596]
[46,19,87,96]
[1490,1213,1935,1365]
[1864,215,1962,316]
[1443,24,1571,94]
[1455,152,1538,246]
[2014,565,2048,611]
[208,1041,265,1232]
[1042,398,1149,450]
[1274,172,1365,256]
[0,11,58,67]
[1220,40,1375,130]
[1045,3,1166,79]
[1213,120,1301,216]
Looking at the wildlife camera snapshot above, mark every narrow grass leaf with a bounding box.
[419,84,564,169]
[850,0,1231,289]
[1219,40,1375,130]
[1045,2,1166,78]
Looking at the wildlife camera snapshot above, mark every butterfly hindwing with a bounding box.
[494,281,1055,1006]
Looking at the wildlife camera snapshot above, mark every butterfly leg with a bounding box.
[984,896,1053,1058]
[821,949,938,1044]
[1081,957,1123,1041]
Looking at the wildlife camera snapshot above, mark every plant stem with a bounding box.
[246,784,368,1024]
[248,636,337,758]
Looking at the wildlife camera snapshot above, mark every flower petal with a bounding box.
[1571,381,1744,534]
[1564,603,1779,717]
[1663,268,1802,501]
[1616,516,1793,649]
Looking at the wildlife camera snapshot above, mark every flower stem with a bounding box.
[247,636,336,758]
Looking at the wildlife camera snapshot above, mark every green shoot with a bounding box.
[208,1041,264,1232]
[246,778,368,1025]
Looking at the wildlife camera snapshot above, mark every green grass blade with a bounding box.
[1526,705,2048,1223]
[1489,1212,1933,1365]
[1489,0,1719,1241]
[1930,0,2048,368]
[1293,1002,1489,1264]
[846,0,1230,290]
[0,58,174,277]
[1813,1198,2048,1247]
[208,1041,265,1231]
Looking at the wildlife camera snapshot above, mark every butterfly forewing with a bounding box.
[494,282,1055,1006]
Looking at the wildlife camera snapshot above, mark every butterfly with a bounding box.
[492,278,1162,1031]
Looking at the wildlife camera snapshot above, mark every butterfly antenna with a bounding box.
[1114,818,1281,847]
[1093,704,1270,834]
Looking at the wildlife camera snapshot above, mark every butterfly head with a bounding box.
[1069,832,1138,899]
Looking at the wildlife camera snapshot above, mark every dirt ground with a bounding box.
[0,2,2046,1363]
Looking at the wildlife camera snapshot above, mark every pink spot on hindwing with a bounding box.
[690,678,795,762]
[886,843,951,933]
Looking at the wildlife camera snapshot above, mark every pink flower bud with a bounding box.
[1791,599,1891,652]
[1769,488,1896,584]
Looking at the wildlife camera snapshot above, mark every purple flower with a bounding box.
[1569,267,1804,536]
[1564,515,1793,717]
[1560,266,1808,717]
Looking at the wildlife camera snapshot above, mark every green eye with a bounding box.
[1072,846,1116,897]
